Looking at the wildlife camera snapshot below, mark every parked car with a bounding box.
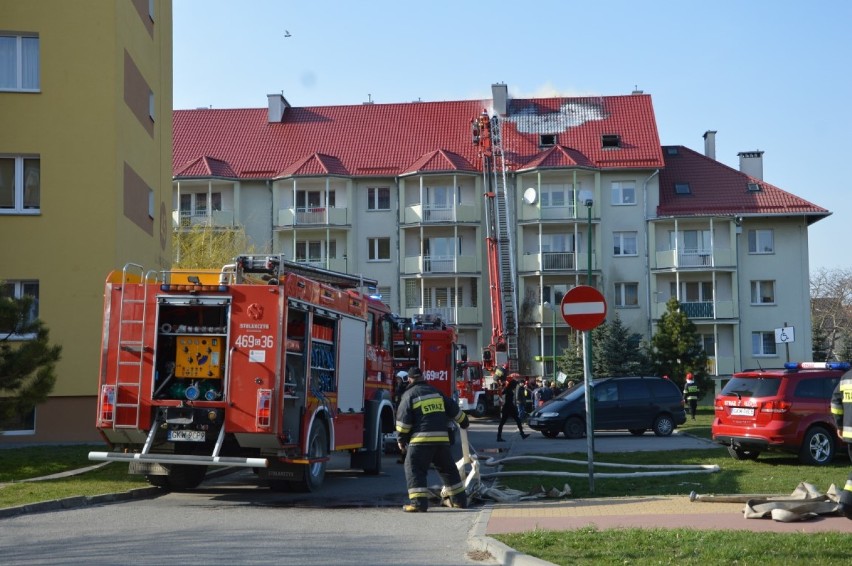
[711,361,850,466]
[526,376,687,439]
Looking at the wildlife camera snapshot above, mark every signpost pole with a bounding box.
[582,330,594,492]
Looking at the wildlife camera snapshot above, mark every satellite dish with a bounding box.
[523,188,537,205]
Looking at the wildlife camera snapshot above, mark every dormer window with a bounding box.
[601,134,621,148]
[666,147,679,156]
[674,182,691,195]
[539,134,556,147]
[747,182,761,192]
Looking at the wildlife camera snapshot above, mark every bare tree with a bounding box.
[810,267,852,361]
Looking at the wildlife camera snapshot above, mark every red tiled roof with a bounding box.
[172,93,664,180]
[401,149,476,176]
[657,146,829,221]
[174,155,237,178]
[278,153,349,177]
[518,145,595,170]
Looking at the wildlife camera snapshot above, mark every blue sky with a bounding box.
[173,0,851,274]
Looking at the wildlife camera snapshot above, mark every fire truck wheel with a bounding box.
[473,400,487,418]
[166,464,208,491]
[293,420,328,492]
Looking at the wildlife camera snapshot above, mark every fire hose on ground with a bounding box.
[441,428,720,503]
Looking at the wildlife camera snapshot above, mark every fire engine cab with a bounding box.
[391,314,492,417]
[89,256,395,492]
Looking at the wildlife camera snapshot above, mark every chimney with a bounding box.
[738,150,764,180]
[267,93,290,123]
[491,83,508,116]
[703,130,717,160]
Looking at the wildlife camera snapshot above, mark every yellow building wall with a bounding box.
[0,1,172,441]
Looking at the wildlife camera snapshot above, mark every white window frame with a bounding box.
[610,181,636,205]
[614,282,639,307]
[367,187,390,211]
[748,229,774,254]
[295,240,335,263]
[540,183,572,208]
[750,280,776,304]
[1,280,39,340]
[0,156,40,214]
[752,331,777,356]
[367,237,391,261]
[0,34,40,92]
[613,231,638,256]
[671,281,713,302]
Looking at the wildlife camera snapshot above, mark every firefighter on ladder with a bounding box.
[830,370,852,519]
[395,366,469,512]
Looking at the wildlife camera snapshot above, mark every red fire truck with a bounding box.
[89,256,395,492]
[392,314,493,417]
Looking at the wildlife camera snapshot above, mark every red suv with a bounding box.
[712,362,849,466]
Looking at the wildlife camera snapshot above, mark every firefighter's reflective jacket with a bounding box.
[395,381,468,445]
[831,369,852,441]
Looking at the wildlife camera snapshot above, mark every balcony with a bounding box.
[402,306,480,325]
[403,204,480,224]
[654,247,735,269]
[277,206,349,227]
[520,251,595,272]
[293,257,347,273]
[652,300,736,320]
[402,254,478,274]
[518,204,577,222]
[706,356,736,376]
[172,210,235,229]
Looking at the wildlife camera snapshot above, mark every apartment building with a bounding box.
[172,84,829,383]
[0,1,173,443]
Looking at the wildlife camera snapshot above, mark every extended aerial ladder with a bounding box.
[472,111,519,373]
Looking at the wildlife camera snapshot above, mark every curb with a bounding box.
[0,466,238,520]
[469,504,556,566]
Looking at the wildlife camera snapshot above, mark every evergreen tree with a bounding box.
[0,295,62,427]
[650,297,709,392]
[556,337,584,383]
[557,315,651,381]
[837,330,852,363]
[811,320,830,361]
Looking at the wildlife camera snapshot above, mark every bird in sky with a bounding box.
[284,30,292,38]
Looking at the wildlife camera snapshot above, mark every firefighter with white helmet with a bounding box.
[830,370,852,519]
[395,366,469,512]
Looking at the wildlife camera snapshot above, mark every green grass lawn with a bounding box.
[492,407,852,564]
[0,445,146,509]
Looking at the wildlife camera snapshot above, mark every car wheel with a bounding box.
[652,414,674,437]
[799,426,835,466]
[542,430,560,439]
[727,445,760,460]
[563,417,585,439]
[628,428,646,436]
[473,400,487,418]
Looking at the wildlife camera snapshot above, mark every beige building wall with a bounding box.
[0,0,172,443]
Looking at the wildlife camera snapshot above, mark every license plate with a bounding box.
[528,419,538,426]
[730,407,755,417]
[167,429,205,442]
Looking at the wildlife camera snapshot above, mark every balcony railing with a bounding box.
[172,210,235,228]
[402,254,478,274]
[277,207,349,227]
[518,204,578,222]
[652,300,736,320]
[403,204,480,224]
[681,301,714,318]
[520,252,594,272]
[542,251,575,270]
[654,247,735,269]
[402,306,480,325]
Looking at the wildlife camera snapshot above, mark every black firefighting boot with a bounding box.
[402,499,428,513]
[449,492,468,509]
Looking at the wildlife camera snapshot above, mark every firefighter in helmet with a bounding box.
[395,366,469,512]
[683,373,700,420]
[830,370,852,519]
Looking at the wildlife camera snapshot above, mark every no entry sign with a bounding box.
[560,286,607,331]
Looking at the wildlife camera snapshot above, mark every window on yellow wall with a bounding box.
[0,156,40,213]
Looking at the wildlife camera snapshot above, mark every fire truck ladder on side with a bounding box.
[113,263,156,429]
[489,118,520,371]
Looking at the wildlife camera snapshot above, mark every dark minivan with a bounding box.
[527,376,687,438]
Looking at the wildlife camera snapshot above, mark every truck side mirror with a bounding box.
[458,344,468,363]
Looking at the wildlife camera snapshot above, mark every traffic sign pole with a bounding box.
[560,286,607,494]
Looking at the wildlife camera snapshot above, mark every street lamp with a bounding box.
[543,301,557,383]
[579,190,594,285]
